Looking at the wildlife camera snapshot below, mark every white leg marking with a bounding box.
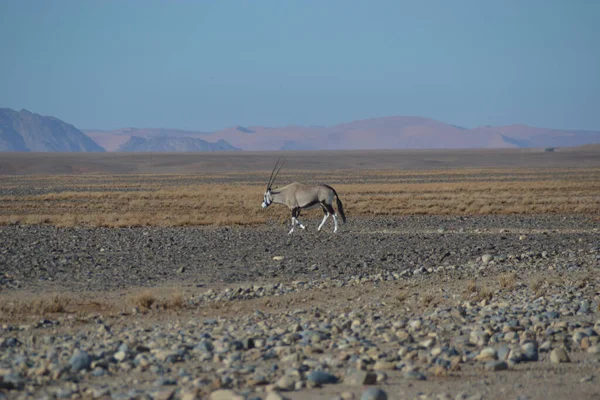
[318,213,329,231]
[333,214,339,233]
[288,217,297,235]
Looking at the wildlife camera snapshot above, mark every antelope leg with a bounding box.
[288,217,298,235]
[332,214,339,233]
[317,213,330,231]
[296,217,306,229]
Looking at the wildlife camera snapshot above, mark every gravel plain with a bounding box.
[1,214,599,400]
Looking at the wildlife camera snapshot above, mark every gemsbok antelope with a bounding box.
[261,159,347,234]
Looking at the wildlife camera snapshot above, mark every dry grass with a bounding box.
[159,292,188,310]
[421,292,437,308]
[0,293,71,317]
[128,290,189,312]
[529,276,545,296]
[498,272,517,290]
[474,286,494,302]
[0,167,599,227]
[463,279,494,302]
[465,279,478,294]
[130,290,156,311]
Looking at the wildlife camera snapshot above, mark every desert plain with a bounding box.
[0,147,599,400]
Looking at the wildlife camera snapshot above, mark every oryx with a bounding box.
[261,159,347,234]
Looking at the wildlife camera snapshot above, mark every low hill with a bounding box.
[117,136,239,152]
[84,127,210,151]
[0,108,105,152]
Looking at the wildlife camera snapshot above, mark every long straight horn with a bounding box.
[267,158,281,189]
[270,158,285,187]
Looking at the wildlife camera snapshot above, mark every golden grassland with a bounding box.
[0,167,599,227]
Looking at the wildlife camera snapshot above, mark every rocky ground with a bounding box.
[1,215,599,400]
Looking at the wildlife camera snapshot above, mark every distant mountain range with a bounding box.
[0,108,104,152]
[199,116,600,151]
[117,136,239,152]
[88,116,600,151]
[0,109,237,153]
[2,108,599,152]
[84,127,210,152]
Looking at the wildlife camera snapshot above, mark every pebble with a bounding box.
[403,370,426,380]
[307,370,339,385]
[265,392,290,400]
[209,389,245,400]
[522,342,539,362]
[345,370,377,385]
[360,388,388,400]
[275,375,296,391]
[485,361,508,371]
[69,350,91,372]
[481,254,494,264]
[550,348,571,363]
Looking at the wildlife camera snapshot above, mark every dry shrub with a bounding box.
[465,279,477,294]
[160,292,188,310]
[394,291,408,305]
[43,294,71,313]
[462,280,493,302]
[498,272,517,290]
[474,287,494,302]
[529,277,545,295]
[131,290,156,311]
[0,293,71,316]
[422,293,436,307]
[128,290,189,312]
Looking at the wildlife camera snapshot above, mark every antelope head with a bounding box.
[262,158,284,208]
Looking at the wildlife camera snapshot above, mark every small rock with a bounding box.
[273,256,285,261]
[550,348,570,363]
[180,391,201,400]
[521,342,538,362]
[307,370,338,385]
[373,361,396,371]
[587,345,600,354]
[92,387,111,399]
[485,361,508,371]
[361,388,388,400]
[403,370,426,380]
[475,347,497,361]
[153,389,176,400]
[345,370,377,386]
[56,388,73,399]
[497,344,510,361]
[275,375,296,391]
[209,389,245,400]
[266,393,290,400]
[114,350,128,362]
[409,319,422,330]
[69,349,91,372]
[481,254,494,264]
[0,373,24,390]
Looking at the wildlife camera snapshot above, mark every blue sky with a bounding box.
[1,0,598,131]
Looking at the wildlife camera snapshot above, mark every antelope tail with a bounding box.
[332,188,347,223]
